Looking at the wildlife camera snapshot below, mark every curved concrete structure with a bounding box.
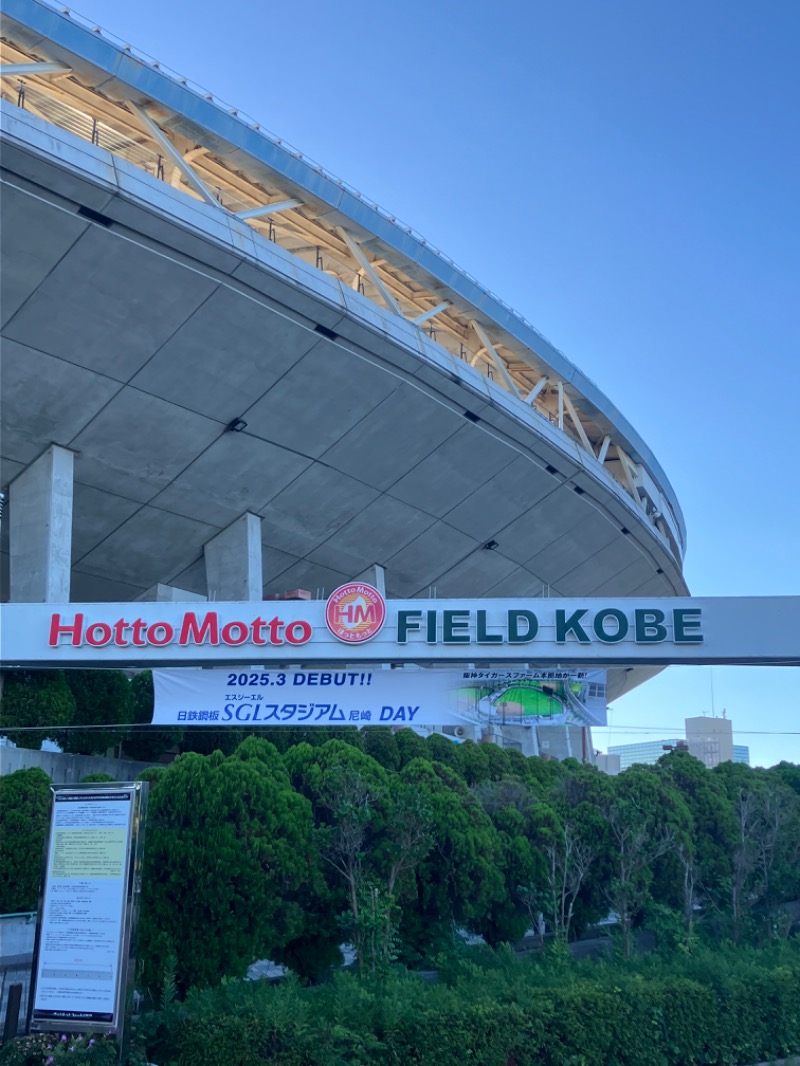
[0,0,688,701]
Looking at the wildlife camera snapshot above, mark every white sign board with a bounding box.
[152,666,608,728]
[1,595,798,667]
[30,785,145,1035]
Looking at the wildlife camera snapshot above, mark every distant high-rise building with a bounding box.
[603,717,742,774]
[595,752,621,775]
[685,716,734,769]
[607,739,682,770]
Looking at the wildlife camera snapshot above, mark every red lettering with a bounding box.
[85,622,113,647]
[112,619,130,646]
[267,617,284,645]
[179,611,219,646]
[251,616,268,645]
[285,620,312,645]
[130,618,147,646]
[49,612,84,647]
[339,604,375,625]
[221,621,248,645]
[147,622,174,646]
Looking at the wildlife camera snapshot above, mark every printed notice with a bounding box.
[32,791,134,1026]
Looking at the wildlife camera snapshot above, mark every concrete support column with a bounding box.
[137,583,207,603]
[355,563,386,595]
[204,513,263,602]
[9,445,74,602]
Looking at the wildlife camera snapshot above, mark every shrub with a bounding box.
[146,944,800,1066]
[0,670,75,749]
[0,768,51,912]
[59,671,133,755]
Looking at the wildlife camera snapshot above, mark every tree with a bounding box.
[714,762,800,942]
[121,671,183,764]
[398,758,504,959]
[524,801,596,944]
[0,670,75,749]
[393,728,428,767]
[601,768,692,957]
[284,740,432,975]
[657,750,737,937]
[0,768,52,912]
[59,670,133,755]
[137,739,315,993]
[478,805,541,946]
[361,727,401,772]
[451,740,492,786]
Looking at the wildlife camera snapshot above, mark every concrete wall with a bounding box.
[0,746,158,782]
[0,913,36,954]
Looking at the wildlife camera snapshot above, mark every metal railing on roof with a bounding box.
[34,0,586,380]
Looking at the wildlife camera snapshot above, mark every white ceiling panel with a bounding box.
[492,487,589,565]
[555,537,645,597]
[308,494,435,576]
[387,423,516,517]
[443,455,556,543]
[151,432,311,527]
[0,340,121,462]
[243,341,399,457]
[130,285,318,421]
[483,567,550,598]
[69,388,222,502]
[0,182,88,328]
[69,569,148,603]
[71,483,142,562]
[321,383,462,491]
[385,522,479,595]
[75,506,218,587]
[3,226,218,381]
[259,464,380,558]
[526,508,620,581]
[431,546,520,598]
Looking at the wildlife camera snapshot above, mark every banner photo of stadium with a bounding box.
[151,668,607,729]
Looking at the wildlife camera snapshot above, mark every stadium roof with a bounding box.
[1,0,688,638]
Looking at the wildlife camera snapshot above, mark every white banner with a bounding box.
[152,667,607,728]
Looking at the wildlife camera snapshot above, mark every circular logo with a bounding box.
[325,582,386,643]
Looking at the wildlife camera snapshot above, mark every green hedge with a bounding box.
[150,946,800,1066]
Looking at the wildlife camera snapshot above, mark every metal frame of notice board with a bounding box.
[27,781,148,1051]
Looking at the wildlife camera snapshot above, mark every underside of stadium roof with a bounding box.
[0,1,686,570]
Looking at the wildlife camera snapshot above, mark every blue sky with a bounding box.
[74,0,799,766]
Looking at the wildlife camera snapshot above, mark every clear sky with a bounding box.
[69,0,799,766]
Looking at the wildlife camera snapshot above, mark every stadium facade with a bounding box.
[0,0,690,741]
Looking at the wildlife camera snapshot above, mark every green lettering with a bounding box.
[673,608,703,644]
[556,609,590,643]
[476,609,503,643]
[397,610,422,643]
[593,608,628,643]
[508,609,538,643]
[443,610,470,644]
[635,608,667,643]
[426,610,438,644]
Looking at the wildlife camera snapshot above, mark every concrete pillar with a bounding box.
[137,583,206,603]
[9,445,73,602]
[355,563,386,595]
[204,513,263,602]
